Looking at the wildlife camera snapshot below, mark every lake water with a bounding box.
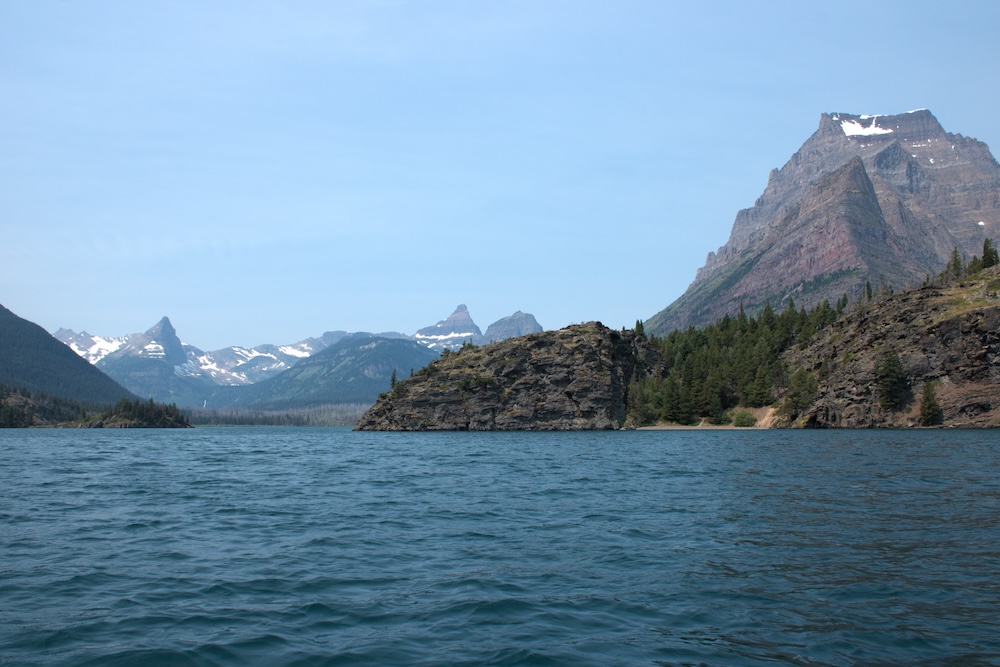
[1,428,999,666]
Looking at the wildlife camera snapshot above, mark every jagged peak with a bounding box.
[145,316,175,337]
[416,304,482,338]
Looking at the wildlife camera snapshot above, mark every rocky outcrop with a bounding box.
[648,110,1000,334]
[355,322,658,430]
[779,270,1000,427]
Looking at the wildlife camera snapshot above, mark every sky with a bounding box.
[2,1,999,350]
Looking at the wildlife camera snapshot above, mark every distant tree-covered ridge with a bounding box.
[1,383,94,427]
[0,385,190,428]
[84,398,190,428]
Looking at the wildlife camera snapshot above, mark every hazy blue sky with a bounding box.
[2,1,998,349]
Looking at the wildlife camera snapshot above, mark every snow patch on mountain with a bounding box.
[278,345,312,358]
[841,117,893,137]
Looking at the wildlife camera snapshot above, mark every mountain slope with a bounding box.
[779,268,1000,427]
[212,335,440,410]
[0,303,134,404]
[648,110,1000,334]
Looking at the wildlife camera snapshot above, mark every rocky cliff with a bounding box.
[355,322,658,430]
[648,110,1000,334]
[780,269,1000,427]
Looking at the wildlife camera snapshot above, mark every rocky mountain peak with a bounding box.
[145,316,176,340]
[648,109,1000,335]
[133,316,185,364]
[483,311,543,342]
[415,304,483,350]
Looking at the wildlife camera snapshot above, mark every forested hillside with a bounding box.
[629,297,844,426]
[0,304,134,405]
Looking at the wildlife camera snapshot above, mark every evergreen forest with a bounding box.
[628,297,842,426]
[627,238,999,427]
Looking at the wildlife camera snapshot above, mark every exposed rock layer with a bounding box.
[355,323,657,430]
[780,269,1000,427]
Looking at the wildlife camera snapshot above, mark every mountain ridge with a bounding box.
[54,305,543,407]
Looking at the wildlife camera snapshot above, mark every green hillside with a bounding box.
[0,304,135,405]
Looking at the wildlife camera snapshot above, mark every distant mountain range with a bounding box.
[414,305,542,349]
[648,109,1000,334]
[208,334,441,410]
[53,304,542,408]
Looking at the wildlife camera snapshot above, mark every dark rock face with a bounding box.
[648,110,1000,334]
[355,322,658,430]
[780,270,1000,427]
[483,311,543,342]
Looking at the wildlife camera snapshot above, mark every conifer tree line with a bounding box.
[1,383,91,427]
[0,384,190,428]
[186,403,369,426]
[103,398,190,428]
[628,297,843,426]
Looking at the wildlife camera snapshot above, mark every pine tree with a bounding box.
[919,380,943,426]
[781,367,818,419]
[747,365,773,407]
[949,247,963,278]
[983,238,999,269]
[875,348,909,410]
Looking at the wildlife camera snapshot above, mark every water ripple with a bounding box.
[1,428,999,665]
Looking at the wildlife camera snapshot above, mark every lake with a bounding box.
[1,428,998,665]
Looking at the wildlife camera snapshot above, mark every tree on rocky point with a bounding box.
[919,380,944,426]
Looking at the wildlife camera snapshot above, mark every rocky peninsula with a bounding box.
[355,322,657,430]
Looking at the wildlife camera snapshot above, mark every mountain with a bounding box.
[213,334,441,410]
[54,328,130,364]
[414,304,544,350]
[483,311,543,342]
[55,325,349,387]
[93,317,216,405]
[414,304,483,349]
[0,303,134,405]
[778,268,1000,427]
[648,110,1000,334]
[356,323,657,431]
[55,306,542,407]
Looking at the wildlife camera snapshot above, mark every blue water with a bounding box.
[1,428,999,666]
